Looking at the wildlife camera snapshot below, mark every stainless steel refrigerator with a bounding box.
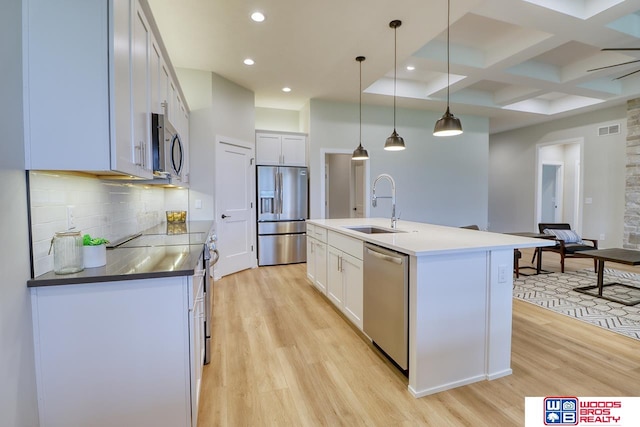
[257,165,308,266]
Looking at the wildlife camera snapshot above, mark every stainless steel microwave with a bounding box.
[151,113,184,182]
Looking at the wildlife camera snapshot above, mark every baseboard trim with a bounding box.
[408,374,486,398]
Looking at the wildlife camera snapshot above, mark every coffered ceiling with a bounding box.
[147,0,640,133]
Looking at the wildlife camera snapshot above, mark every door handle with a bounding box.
[365,247,403,264]
[221,214,231,219]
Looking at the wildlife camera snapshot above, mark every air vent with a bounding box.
[598,124,620,136]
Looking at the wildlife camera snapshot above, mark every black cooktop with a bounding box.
[117,232,207,248]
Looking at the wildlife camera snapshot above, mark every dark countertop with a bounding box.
[28,220,214,287]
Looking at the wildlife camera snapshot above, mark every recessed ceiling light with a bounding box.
[250,12,265,22]
[282,87,292,93]
[406,65,415,71]
[243,58,255,65]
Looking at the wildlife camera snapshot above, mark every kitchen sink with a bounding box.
[344,226,406,234]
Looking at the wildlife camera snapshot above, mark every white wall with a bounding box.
[0,0,39,424]
[255,107,300,132]
[489,105,626,248]
[176,69,255,222]
[176,68,215,221]
[309,99,490,227]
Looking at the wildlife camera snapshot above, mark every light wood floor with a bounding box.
[198,250,640,426]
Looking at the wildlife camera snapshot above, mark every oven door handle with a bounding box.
[210,249,220,265]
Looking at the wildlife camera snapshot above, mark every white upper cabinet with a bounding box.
[150,38,162,114]
[256,132,307,166]
[112,0,136,176]
[23,0,187,179]
[131,3,152,175]
[281,135,307,166]
[24,0,111,172]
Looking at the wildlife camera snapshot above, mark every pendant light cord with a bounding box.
[359,59,362,143]
[446,0,451,107]
[393,24,397,129]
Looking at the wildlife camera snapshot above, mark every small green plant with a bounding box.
[83,234,109,246]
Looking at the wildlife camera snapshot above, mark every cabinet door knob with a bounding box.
[221,214,231,219]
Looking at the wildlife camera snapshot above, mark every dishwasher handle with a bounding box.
[365,247,404,265]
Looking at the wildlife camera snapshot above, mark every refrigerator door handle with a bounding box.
[274,171,280,215]
[277,172,284,214]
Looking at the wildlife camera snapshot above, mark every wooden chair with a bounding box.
[460,225,521,277]
[532,223,598,273]
[513,248,522,278]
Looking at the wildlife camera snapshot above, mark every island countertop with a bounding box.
[27,220,214,287]
[307,218,554,256]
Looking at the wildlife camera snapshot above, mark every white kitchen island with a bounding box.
[307,218,554,398]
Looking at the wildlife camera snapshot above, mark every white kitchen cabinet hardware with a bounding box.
[256,132,307,166]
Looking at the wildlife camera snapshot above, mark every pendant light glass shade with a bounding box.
[352,56,369,161]
[433,0,463,137]
[384,20,405,151]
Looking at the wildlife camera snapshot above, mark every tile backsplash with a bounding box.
[29,171,188,277]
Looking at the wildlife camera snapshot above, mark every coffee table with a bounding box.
[573,248,640,306]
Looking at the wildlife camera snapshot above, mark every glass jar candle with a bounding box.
[50,231,84,274]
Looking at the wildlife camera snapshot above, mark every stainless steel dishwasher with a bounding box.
[363,242,409,371]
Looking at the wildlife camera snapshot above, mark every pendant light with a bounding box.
[433,0,463,137]
[384,20,406,151]
[352,56,369,161]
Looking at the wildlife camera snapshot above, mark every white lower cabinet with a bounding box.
[306,224,328,294]
[190,266,206,426]
[341,252,363,329]
[315,241,328,294]
[308,239,328,294]
[306,235,316,283]
[327,246,344,306]
[30,272,204,427]
[326,230,364,330]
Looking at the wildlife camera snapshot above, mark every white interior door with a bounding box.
[215,138,255,277]
[541,164,563,223]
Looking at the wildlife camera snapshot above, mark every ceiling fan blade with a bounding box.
[615,68,640,80]
[587,59,640,72]
[602,48,640,51]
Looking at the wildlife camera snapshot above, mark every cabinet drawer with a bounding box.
[328,231,363,260]
[312,226,328,243]
[306,223,315,237]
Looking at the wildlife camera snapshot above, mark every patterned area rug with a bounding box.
[513,269,640,340]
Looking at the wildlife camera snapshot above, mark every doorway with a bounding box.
[535,139,583,231]
[321,150,368,219]
[541,163,563,223]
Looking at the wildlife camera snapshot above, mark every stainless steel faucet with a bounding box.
[372,173,397,228]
